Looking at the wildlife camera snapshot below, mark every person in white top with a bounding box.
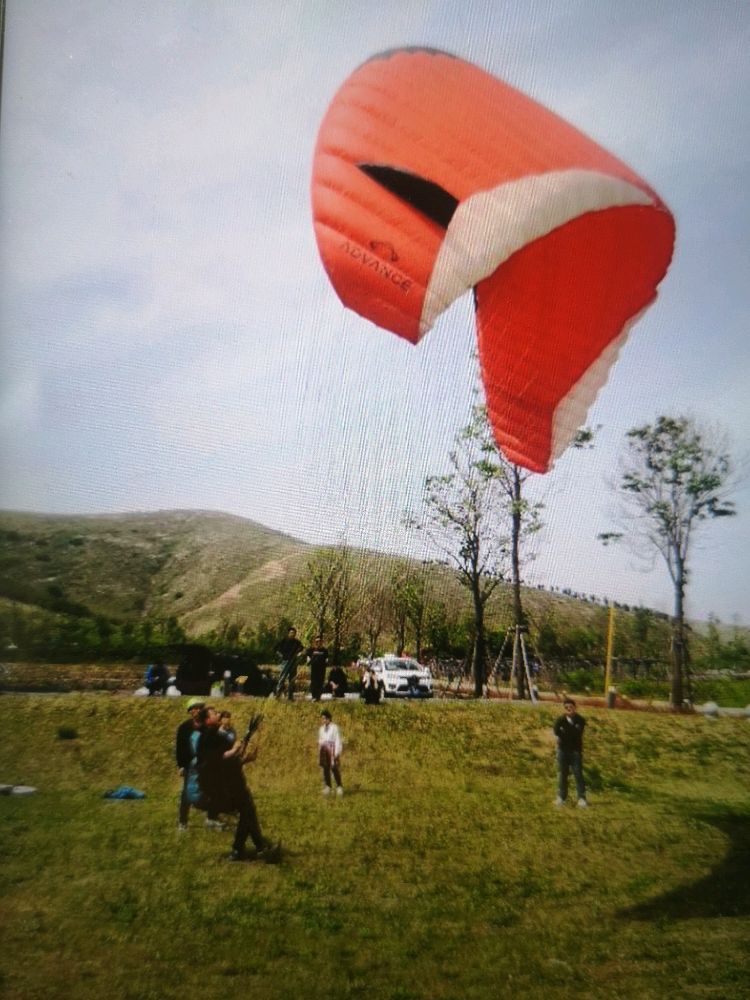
[318,710,343,796]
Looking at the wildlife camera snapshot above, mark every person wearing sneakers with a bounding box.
[175,698,226,831]
[318,709,344,796]
[196,706,279,862]
[175,697,204,831]
[553,698,587,807]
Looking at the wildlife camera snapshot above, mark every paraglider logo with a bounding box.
[369,240,399,263]
[338,239,413,292]
[311,48,675,474]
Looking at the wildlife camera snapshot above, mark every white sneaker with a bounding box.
[554,797,565,807]
[336,786,344,797]
[205,818,226,830]
[322,785,331,796]
[577,798,588,808]
[178,822,188,831]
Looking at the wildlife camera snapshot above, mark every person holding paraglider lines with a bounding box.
[195,707,282,862]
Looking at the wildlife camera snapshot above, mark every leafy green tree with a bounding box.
[492,459,544,696]
[299,545,357,663]
[630,605,655,659]
[535,609,563,659]
[161,615,185,646]
[359,575,390,658]
[600,416,736,708]
[299,547,340,639]
[704,613,723,670]
[411,402,553,696]
[409,404,512,696]
[387,564,433,659]
[388,564,410,655]
[328,546,357,665]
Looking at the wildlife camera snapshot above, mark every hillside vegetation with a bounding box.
[1,511,746,682]
[0,509,307,621]
[1,695,748,1000]
[0,509,656,632]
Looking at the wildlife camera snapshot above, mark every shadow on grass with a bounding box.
[619,811,750,920]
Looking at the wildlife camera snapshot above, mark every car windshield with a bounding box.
[382,658,421,670]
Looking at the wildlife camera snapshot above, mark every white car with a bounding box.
[368,656,433,699]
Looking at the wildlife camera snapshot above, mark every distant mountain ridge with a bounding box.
[0,509,311,629]
[2,509,738,658]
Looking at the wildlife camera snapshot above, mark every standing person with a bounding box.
[553,698,588,807]
[196,707,279,862]
[306,636,329,702]
[318,709,344,796]
[274,627,304,701]
[175,697,204,831]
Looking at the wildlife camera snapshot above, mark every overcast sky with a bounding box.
[1,1,748,624]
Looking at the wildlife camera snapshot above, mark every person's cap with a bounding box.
[186,697,205,711]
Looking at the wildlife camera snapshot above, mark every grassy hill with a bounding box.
[1,510,745,678]
[1,694,748,1000]
[0,509,647,626]
[0,509,309,625]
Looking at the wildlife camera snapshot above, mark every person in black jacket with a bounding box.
[274,627,304,701]
[553,699,587,807]
[196,707,278,862]
[325,665,349,698]
[306,636,329,702]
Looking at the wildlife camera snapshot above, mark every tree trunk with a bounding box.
[514,628,526,700]
[670,565,686,709]
[332,620,342,667]
[472,585,485,698]
[511,467,524,625]
[396,615,406,657]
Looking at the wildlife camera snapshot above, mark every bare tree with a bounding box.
[600,416,736,708]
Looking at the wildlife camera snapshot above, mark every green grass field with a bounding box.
[1,695,749,1000]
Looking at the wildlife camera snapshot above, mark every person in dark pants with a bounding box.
[318,709,343,796]
[145,660,169,695]
[175,697,204,830]
[274,627,304,700]
[325,665,349,698]
[175,698,225,830]
[306,636,329,702]
[553,698,587,807]
[196,706,279,861]
[361,665,383,705]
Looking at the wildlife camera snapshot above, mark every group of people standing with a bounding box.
[175,698,281,861]
[273,628,349,702]
[174,678,588,863]
[175,697,346,861]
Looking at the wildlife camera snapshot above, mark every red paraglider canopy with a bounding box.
[311,48,675,472]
